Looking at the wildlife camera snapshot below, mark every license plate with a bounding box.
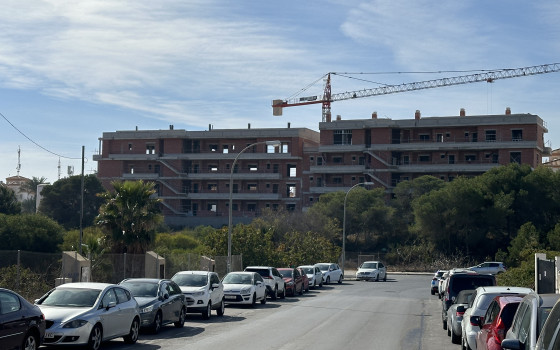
[225,295,237,300]
[45,333,56,338]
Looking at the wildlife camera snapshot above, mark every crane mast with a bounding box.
[272,63,560,121]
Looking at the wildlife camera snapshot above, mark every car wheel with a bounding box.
[217,299,225,316]
[431,289,435,295]
[21,332,38,350]
[338,275,342,284]
[260,294,267,304]
[174,307,186,328]
[87,324,103,350]
[326,276,330,285]
[202,302,211,320]
[305,284,310,292]
[251,293,257,307]
[271,286,278,300]
[124,317,139,344]
[280,286,286,299]
[319,280,323,288]
[442,318,447,330]
[299,284,304,295]
[383,273,387,282]
[152,311,162,334]
[375,274,379,282]
[447,326,451,337]
[451,329,460,344]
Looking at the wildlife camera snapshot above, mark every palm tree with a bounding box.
[95,180,163,254]
[20,176,48,196]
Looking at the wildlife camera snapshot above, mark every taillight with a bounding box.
[470,316,483,327]
[456,310,465,317]
[494,317,506,343]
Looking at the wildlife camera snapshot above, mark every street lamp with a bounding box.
[227,140,281,273]
[342,182,374,278]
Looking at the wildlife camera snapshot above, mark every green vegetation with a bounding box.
[4,165,560,289]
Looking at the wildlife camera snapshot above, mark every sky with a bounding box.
[1,0,560,184]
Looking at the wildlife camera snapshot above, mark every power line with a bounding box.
[0,111,82,160]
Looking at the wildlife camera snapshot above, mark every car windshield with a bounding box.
[172,274,208,287]
[244,268,269,278]
[317,264,330,272]
[451,276,495,294]
[361,262,378,269]
[280,270,293,278]
[120,282,158,297]
[223,274,253,285]
[301,267,313,274]
[40,288,101,307]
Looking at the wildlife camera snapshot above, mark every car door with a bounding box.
[254,274,266,299]
[114,287,137,336]
[159,282,175,325]
[477,300,499,349]
[99,288,122,339]
[331,264,341,281]
[0,291,25,349]
[166,282,184,322]
[378,263,386,278]
[209,273,223,307]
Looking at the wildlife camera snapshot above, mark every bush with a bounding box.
[0,265,52,301]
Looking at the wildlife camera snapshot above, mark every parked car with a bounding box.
[244,266,286,299]
[502,293,560,350]
[468,262,507,275]
[222,272,267,306]
[278,268,304,296]
[438,270,450,299]
[316,263,343,284]
[119,278,187,333]
[535,296,560,349]
[171,271,225,319]
[446,289,476,344]
[441,269,496,331]
[461,286,532,350]
[36,282,140,350]
[356,261,387,282]
[475,295,524,350]
[298,265,323,288]
[431,270,446,295]
[0,287,45,350]
[297,268,310,292]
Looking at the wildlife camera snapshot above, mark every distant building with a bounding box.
[4,175,32,202]
[94,108,550,227]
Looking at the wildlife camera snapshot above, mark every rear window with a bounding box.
[245,268,270,277]
[501,303,521,330]
[450,276,495,294]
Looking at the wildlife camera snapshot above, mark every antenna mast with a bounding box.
[16,146,21,176]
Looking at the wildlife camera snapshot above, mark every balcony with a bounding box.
[310,165,365,174]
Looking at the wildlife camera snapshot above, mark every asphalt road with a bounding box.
[43,274,460,350]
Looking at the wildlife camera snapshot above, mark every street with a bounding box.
[44,274,459,350]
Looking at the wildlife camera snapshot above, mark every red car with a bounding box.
[277,268,304,296]
[475,295,524,350]
[297,268,310,293]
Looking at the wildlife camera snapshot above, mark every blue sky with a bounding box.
[1,0,559,184]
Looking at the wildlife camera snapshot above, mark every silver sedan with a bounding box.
[36,282,140,350]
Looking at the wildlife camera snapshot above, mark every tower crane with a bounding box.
[272,63,560,122]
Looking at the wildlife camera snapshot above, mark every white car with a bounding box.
[222,272,267,306]
[356,261,387,281]
[171,271,225,319]
[461,286,532,350]
[36,282,140,350]
[316,263,343,284]
[244,266,286,299]
[298,265,323,288]
[468,262,506,275]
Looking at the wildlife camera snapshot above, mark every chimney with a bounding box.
[287,122,291,128]
[460,108,466,117]
[505,107,511,115]
[336,115,342,121]
[415,110,421,120]
[248,123,251,129]
[135,126,138,131]
[372,111,378,119]
[209,124,212,130]
[170,125,174,130]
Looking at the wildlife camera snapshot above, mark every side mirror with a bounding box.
[106,301,117,310]
[211,283,220,290]
[470,315,482,327]
[501,339,521,350]
[456,305,465,313]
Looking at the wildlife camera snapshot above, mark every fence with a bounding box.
[0,250,242,301]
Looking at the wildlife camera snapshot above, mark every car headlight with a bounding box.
[240,287,252,294]
[192,291,205,297]
[287,281,294,286]
[141,305,155,313]
[63,319,89,328]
